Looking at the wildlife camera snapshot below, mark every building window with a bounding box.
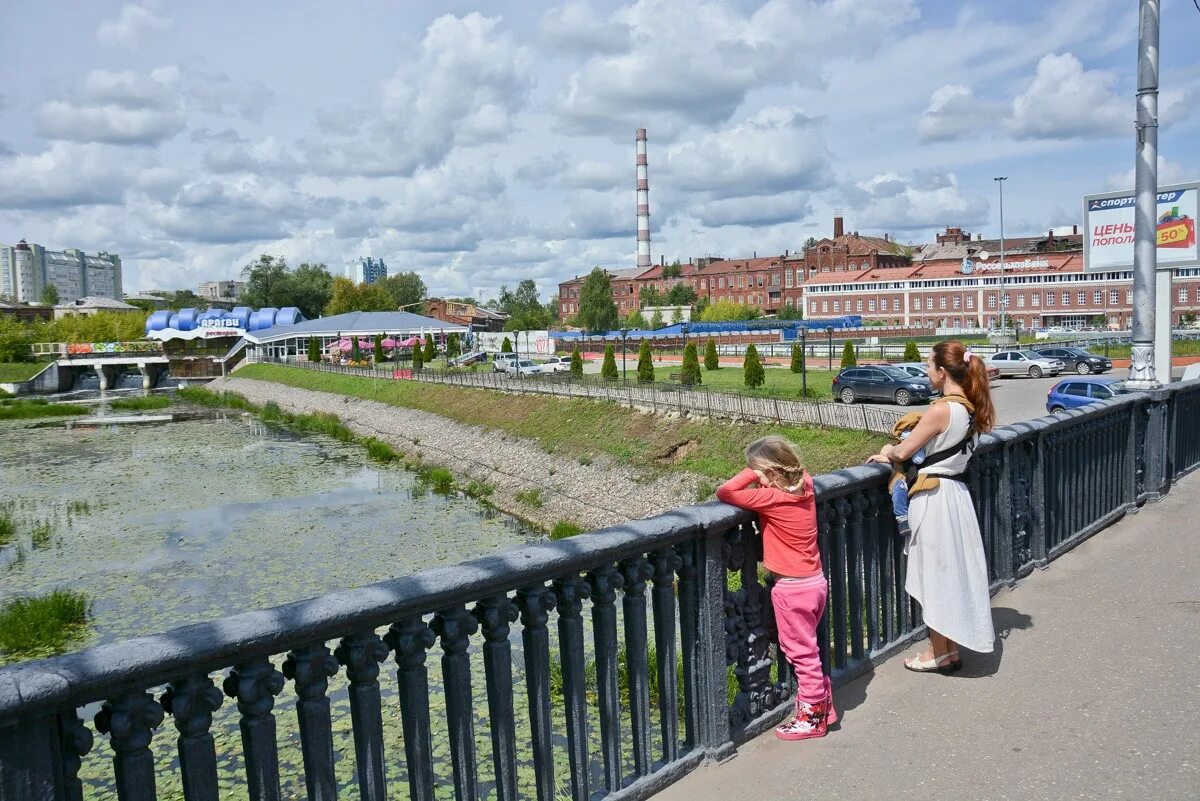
[1032,294,1040,307]
[1126,290,1132,304]
[1093,290,1103,304]
[1109,289,1119,304]
[785,271,793,288]
[913,298,922,311]
[953,296,961,309]
[1062,291,1071,306]
[786,297,793,308]
[822,301,829,313]
[1003,294,1010,308]
[868,299,876,311]
[988,295,997,309]
[892,299,901,311]
[834,301,841,313]
[1017,295,1025,308]
[966,296,975,309]
[1179,287,1188,303]
[1077,291,1086,305]
[857,300,864,312]
[1045,291,1055,306]
[939,298,947,310]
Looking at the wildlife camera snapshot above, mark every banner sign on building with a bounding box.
[1083,181,1198,273]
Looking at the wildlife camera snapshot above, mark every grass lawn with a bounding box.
[0,363,45,382]
[653,364,839,400]
[1100,339,1200,359]
[0,398,88,420]
[234,363,886,483]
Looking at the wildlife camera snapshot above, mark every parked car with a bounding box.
[1183,363,1200,382]
[986,350,1065,378]
[541,355,573,373]
[892,361,1000,385]
[1046,377,1128,413]
[504,358,541,376]
[1033,347,1113,375]
[492,354,517,373]
[832,365,934,406]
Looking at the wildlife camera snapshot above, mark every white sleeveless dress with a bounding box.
[905,402,996,653]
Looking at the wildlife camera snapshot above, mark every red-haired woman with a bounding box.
[869,340,997,672]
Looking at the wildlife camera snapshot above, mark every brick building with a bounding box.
[424,298,508,332]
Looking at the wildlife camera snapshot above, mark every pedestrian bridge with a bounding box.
[20,342,169,391]
[2,380,1198,800]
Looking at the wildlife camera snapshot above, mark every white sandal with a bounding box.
[904,651,961,674]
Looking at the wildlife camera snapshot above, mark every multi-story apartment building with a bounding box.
[347,257,388,285]
[198,280,245,301]
[0,240,122,304]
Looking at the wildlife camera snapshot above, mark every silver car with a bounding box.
[987,350,1065,378]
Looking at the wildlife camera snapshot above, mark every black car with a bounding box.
[832,366,934,406]
[1033,347,1113,375]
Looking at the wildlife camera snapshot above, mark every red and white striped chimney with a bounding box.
[636,128,650,270]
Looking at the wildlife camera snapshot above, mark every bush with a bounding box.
[351,338,362,362]
[790,343,803,374]
[570,346,583,378]
[704,338,719,370]
[373,334,384,364]
[0,589,92,660]
[423,334,436,362]
[681,341,702,385]
[515,488,544,508]
[307,336,320,363]
[903,340,921,362]
[446,333,461,359]
[0,512,14,547]
[364,437,399,463]
[601,344,618,380]
[110,395,171,411]
[501,337,513,354]
[840,341,857,368]
[636,339,655,382]
[743,344,765,388]
[421,467,455,493]
[0,400,88,421]
[550,520,583,540]
[412,346,423,371]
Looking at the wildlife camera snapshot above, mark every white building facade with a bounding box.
[0,240,123,304]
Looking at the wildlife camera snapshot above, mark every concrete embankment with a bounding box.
[209,376,705,532]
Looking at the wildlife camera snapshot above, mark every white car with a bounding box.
[504,358,541,376]
[492,354,517,373]
[541,355,573,373]
[987,350,1065,378]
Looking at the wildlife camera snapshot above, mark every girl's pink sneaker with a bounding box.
[775,699,829,740]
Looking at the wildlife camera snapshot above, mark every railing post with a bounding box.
[334,632,390,801]
[0,714,72,801]
[161,674,224,801]
[282,644,340,801]
[1143,389,1170,501]
[222,659,284,801]
[693,523,736,762]
[95,691,166,801]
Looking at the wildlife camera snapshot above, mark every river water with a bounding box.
[0,393,537,663]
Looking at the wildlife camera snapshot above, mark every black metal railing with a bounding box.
[3,379,1199,800]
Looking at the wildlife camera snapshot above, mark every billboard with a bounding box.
[1083,181,1198,272]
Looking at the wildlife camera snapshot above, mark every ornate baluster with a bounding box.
[515,585,557,801]
[473,595,520,801]
[433,606,480,801]
[651,547,682,763]
[619,555,654,777]
[674,541,699,750]
[223,657,285,801]
[552,574,591,801]
[283,644,340,801]
[161,674,223,801]
[588,563,625,792]
[58,711,95,801]
[829,497,851,671]
[95,691,165,801]
[846,492,867,663]
[334,632,390,801]
[384,617,437,801]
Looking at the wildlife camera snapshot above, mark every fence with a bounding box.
[3,379,1198,800]
[246,356,905,434]
[31,341,164,359]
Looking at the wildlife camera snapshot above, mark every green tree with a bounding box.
[699,299,758,322]
[288,263,335,318]
[381,272,426,311]
[0,317,35,362]
[446,332,461,359]
[743,344,765,388]
[639,286,663,307]
[841,340,858,367]
[903,340,921,362]
[649,309,664,330]
[373,334,384,364]
[241,255,291,309]
[671,307,683,324]
[662,261,683,279]
[803,236,819,250]
[351,338,362,362]
[577,268,618,333]
[790,343,803,374]
[777,303,804,320]
[423,334,436,362]
[499,279,552,332]
[570,345,583,377]
[501,337,512,353]
[704,338,719,370]
[622,310,648,329]
[665,282,696,307]
[636,338,655,382]
[307,336,320,363]
[601,343,619,380]
[681,341,702,385]
[323,277,392,316]
[412,345,423,371]
[41,283,60,306]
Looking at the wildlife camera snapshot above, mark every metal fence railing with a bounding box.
[3,378,1197,800]
[244,356,906,434]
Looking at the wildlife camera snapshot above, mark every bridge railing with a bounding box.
[31,341,164,359]
[3,379,1199,800]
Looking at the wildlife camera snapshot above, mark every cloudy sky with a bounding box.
[2,0,1198,300]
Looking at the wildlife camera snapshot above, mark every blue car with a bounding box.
[1046,376,1127,414]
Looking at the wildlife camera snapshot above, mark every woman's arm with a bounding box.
[715,468,777,511]
[867,403,950,464]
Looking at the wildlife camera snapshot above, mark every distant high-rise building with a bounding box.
[347,256,388,285]
[0,240,122,304]
[198,280,245,301]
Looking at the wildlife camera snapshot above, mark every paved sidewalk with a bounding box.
[659,473,1200,801]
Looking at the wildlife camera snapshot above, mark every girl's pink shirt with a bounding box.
[715,468,822,578]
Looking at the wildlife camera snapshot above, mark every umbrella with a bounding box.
[337,338,352,351]
[400,336,421,347]
[358,338,373,349]
[382,337,397,348]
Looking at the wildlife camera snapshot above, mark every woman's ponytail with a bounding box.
[932,341,995,432]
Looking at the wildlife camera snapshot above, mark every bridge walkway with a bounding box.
[658,472,1200,801]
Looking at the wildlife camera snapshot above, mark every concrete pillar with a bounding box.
[94,364,118,390]
[55,365,74,393]
[139,363,164,389]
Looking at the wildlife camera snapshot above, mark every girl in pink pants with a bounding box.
[716,436,836,740]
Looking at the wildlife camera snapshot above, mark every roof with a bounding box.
[56,296,137,310]
[914,235,1083,262]
[245,310,468,343]
[801,252,1083,285]
[694,255,785,275]
[810,234,910,258]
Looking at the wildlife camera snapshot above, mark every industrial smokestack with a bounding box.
[636,128,650,270]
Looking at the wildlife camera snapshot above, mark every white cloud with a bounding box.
[35,69,184,146]
[917,84,1004,142]
[1105,157,1195,191]
[686,192,812,229]
[514,151,626,191]
[848,171,989,231]
[663,107,832,198]
[147,179,340,244]
[308,13,534,178]
[97,2,170,47]
[539,1,632,54]
[1008,53,1127,140]
[0,143,134,209]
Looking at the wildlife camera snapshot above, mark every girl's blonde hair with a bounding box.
[744,436,808,494]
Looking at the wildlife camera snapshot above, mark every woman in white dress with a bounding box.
[868,340,996,672]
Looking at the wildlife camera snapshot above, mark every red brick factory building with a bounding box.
[558,215,1200,331]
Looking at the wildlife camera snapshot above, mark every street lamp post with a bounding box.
[800,327,808,398]
[619,328,630,382]
[1128,0,1162,388]
[826,327,834,370]
[994,176,1008,336]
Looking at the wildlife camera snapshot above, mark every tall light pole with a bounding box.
[1128,0,1162,388]
[994,176,1008,336]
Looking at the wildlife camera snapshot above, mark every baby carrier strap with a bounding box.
[903,396,977,491]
